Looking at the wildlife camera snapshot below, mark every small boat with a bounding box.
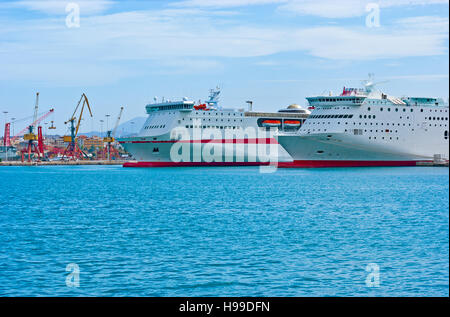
[261,120,281,128]
[283,120,301,128]
[194,104,209,111]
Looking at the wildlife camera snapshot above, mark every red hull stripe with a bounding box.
[278,160,433,168]
[123,160,434,168]
[119,138,277,144]
[123,161,270,167]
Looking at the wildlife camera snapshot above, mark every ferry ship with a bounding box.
[277,78,449,167]
[118,88,310,167]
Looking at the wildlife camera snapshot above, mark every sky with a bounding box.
[0,0,449,136]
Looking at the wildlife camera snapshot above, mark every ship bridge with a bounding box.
[146,100,194,114]
[402,97,445,107]
[306,96,366,107]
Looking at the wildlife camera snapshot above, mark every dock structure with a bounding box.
[0,160,125,166]
[416,161,449,167]
[1,160,448,167]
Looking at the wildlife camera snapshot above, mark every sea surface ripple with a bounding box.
[0,166,448,296]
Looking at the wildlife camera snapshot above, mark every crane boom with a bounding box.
[75,95,93,136]
[11,109,54,143]
[31,92,39,132]
[62,93,93,160]
[112,107,124,137]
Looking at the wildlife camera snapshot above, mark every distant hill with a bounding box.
[115,117,146,137]
[78,117,146,138]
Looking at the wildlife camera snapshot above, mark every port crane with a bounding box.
[10,109,55,145]
[103,106,124,160]
[8,108,54,162]
[22,92,41,161]
[8,93,54,162]
[62,93,93,160]
[3,123,10,147]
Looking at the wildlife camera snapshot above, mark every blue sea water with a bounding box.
[0,166,448,297]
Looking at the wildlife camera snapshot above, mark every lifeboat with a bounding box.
[194,104,208,111]
[261,119,281,128]
[284,120,301,128]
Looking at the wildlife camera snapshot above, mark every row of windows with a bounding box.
[144,125,166,129]
[148,104,192,112]
[185,118,243,122]
[368,136,400,140]
[367,107,448,113]
[359,114,376,119]
[350,129,399,133]
[309,114,354,119]
[313,98,364,103]
[305,128,412,134]
[427,117,448,121]
[186,125,240,130]
[309,112,448,121]
[194,112,243,116]
[306,120,447,128]
[376,107,414,112]
[305,127,448,136]
[316,106,447,113]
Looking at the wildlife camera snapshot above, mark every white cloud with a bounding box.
[173,0,449,18]
[395,15,449,31]
[0,61,139,86]
[172,0,287,8]
[278,0,366,18]
[292,25,448,60]
[0,7,447,85]
[3,0,114,15]
[386,74,449,81]
[278,0,449,18]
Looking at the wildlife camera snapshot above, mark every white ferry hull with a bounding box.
[276,82,449,167]
[277,133,447,167]
[118,89,309,167]
[120,135,293,167]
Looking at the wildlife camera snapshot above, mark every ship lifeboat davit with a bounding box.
[284,120,301,128]
[261,120,281,128]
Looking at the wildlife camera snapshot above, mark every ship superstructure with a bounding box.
[277,78,449,167]
[118,88,310,167]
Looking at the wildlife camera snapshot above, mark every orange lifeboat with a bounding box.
[194,104,208,110]
[262,119,281,128]
[284,120,301,128]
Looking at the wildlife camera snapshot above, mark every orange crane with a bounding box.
[10,109,54,144]
[62,93,93,160]
[10,93,54,162]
